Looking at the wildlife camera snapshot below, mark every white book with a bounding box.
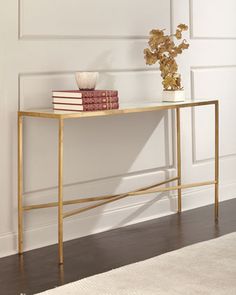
[53,103,119,112]
[53,97,84,104]
[53,104,84,111]
[52,96,119,105]
[53,91,82,98]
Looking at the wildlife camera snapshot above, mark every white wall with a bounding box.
[0,0,236,257]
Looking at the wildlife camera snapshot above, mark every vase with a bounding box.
[162,90,185,102]
[75,72,99,90]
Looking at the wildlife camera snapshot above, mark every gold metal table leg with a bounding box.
[176,108,182,213]
[215,101,219,221]
[18,114,23,254]
[58,118,64,264]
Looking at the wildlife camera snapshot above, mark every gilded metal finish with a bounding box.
[63,180,215,219]
[215,101,219,220]
[17,99,219,264]
[128,181,216,196]
[58,119,64,264]
[176,108,182,212]
[63,178,179,219]
[18,114,23,254]
[144,24,189,91]
[18,100,218,120]
[23,177,179,211]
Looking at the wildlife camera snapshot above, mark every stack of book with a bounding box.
[52,90,119,112]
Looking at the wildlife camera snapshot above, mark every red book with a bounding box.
[52,90,118,98]
[53,102,119,112]
[52,96,119,105]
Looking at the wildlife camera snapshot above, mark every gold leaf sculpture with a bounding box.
[144,24,189,91]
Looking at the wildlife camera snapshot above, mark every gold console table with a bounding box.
[18,99,219,264]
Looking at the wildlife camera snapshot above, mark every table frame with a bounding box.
[18,100,219,264]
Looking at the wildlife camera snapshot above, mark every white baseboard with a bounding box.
[0,181,235,258]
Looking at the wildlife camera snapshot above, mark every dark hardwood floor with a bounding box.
[1,198,236,295]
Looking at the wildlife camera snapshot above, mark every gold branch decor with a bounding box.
[144,24,189,101]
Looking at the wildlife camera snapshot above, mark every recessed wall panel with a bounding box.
[19,70,163,109]
[191,0,236,38]
[20,0,170,38]
[192,67,236,162]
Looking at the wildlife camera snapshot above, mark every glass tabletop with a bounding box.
[18,99,218,119]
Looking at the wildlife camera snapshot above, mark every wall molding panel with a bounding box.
[191,66,236,164]
[19,0,171,40]
[18,69,162,108]
[23,166,175,197]
[190,0,236,39]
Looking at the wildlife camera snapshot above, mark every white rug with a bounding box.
[37,233,236,295]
